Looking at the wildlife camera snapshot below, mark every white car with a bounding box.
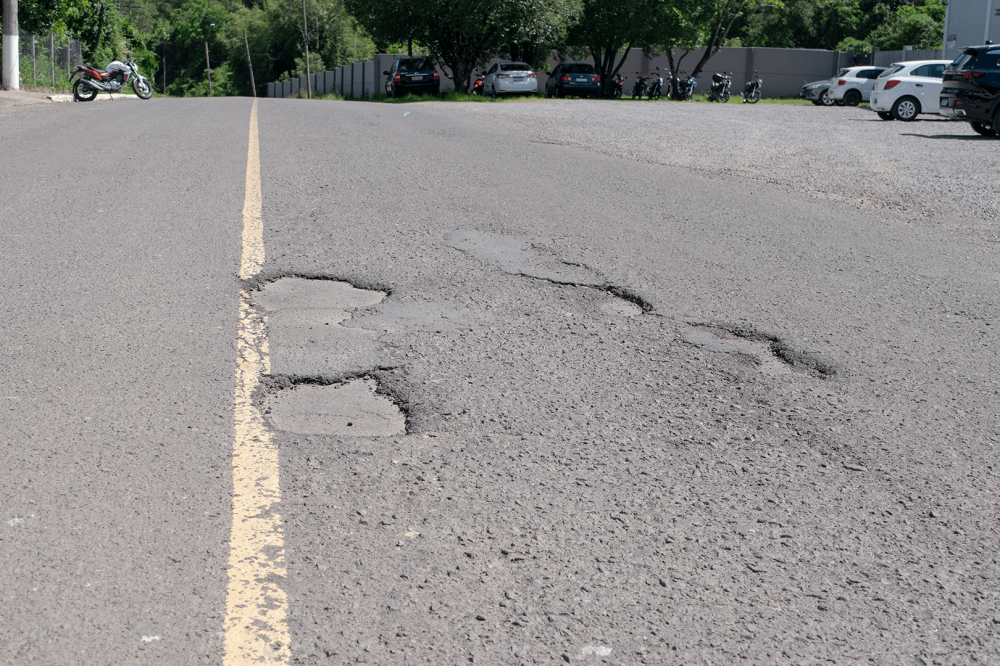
[483,61,538,97]
[870,60,950,121]
[826,66,887,106]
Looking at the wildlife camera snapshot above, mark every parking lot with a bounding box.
[457,99,1000,228]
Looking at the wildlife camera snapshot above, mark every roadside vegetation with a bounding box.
[4,0,945,96]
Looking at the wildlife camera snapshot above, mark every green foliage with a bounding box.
[293,51,324,76]
[734,0,945,52]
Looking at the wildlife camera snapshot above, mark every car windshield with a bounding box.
[399,58,434,72]
[501,63,531,72]
[562,64,595,74]
[879,65,905,78]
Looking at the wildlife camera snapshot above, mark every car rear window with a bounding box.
[952,53,1000,70]
[399,58,434,72]
[879,65,905,78]
[501,63,531,72]
[836,68,853,77]
[562,64,595,74]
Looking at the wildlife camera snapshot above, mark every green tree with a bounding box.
[867,2,942,49]
[566,0,668,97]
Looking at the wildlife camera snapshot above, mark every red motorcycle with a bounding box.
[471,72,484,96]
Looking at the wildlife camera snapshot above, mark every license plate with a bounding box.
[940,97,948,106]
[577,77,588,82]
[513,77,525,82]
[411,75,424,81]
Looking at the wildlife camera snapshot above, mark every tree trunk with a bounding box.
[590,43,632,98]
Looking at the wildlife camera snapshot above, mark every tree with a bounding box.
[492,0,581,71]
[566,0,667,97]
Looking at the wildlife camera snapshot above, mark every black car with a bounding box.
[383,57,440,98]
[545,63,601,98]
[940,44,1000,136]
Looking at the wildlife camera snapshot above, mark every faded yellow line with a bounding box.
[239,99,263,281]
[224,99,291,665]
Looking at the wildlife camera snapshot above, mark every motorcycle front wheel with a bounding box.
[73,79,98,102]
[746,90,760,104]
[133,78,153,100]
[720,91,730,103]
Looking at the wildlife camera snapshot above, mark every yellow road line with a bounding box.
[224,99,291,665]
[240,99,264,281]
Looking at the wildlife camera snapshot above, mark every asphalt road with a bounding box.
[2,96,999,666]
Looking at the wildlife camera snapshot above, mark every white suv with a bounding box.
[826,66,886,106]
[870,60,950,121]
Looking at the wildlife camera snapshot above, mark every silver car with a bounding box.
[800,79,834,105]
[483,62,538,96]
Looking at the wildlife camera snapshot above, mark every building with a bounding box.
[943,0,999,60]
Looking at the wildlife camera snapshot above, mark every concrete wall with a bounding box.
[872,48,945,67]
[351,62,362,98]
[943,0,994,61]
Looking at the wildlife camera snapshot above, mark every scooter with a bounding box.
[741,70,762,103]
[70,53,153,101]
[471,72,485,96]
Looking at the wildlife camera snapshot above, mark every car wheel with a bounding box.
[844,89,862,107]
[891,96,920,121]
[876,111,894,120]
[820,89,835,106]
[970,121,996,136]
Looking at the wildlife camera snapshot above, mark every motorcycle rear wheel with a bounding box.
[133,78,153,100]
[73,79,98,102]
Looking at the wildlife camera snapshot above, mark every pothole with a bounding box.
[253,277,386,378]
[445,230,605,286]
[254,277,406,436]
[681,324,835,379]
[264,379,405,436]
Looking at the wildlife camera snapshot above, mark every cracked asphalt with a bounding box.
[2,97,1000,665]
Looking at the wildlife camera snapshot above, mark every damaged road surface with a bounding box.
[2,98,999,666]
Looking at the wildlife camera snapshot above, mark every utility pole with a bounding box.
[301,0,311,99]
[2,0,19,90]
[205,41,212,95]
[48,32,54,87]
[243,30,256,98]
[30,33,35,84]
[161,41,169,94]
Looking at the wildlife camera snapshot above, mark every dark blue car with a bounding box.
[546,63,602,98]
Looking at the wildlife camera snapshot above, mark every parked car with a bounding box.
[483,62,538,96]
[870,60,950,121]
[546,63,601,98]
[800,79,834,105]
[383,57,440,98]
[826,66,886,106]
[939,44,1000,136]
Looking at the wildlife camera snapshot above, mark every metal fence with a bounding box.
[11,33,82,91]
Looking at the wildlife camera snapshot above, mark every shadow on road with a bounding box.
[900,133,992,140]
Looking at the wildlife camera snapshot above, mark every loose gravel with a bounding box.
[459,100,1000,227]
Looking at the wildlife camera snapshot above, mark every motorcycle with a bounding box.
[630,72,649,99]
[646,67,663,100]
[741,70,762,104]
[708,72,731,103]
[674,71,697,101]
[471,72,485,96]
[70,53,153,102]
[610,73,624,99]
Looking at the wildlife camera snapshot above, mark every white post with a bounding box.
[2,0,19,90]
[987,0,995,45]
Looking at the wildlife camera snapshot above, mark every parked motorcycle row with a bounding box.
[69,53,154,101]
